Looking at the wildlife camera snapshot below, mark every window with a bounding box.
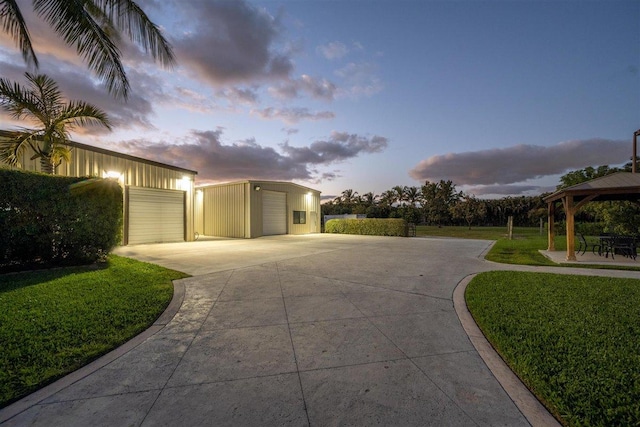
[293,210,306,224]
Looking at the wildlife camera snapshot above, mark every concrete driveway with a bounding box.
[4,234,638,426]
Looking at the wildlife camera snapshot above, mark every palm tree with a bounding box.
[0,72,112,174]
[340,189,359,205]
[392,185,407,206]
[404,186,421,208]
[1,0,175,99]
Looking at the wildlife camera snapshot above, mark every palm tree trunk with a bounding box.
[40,156,54,174]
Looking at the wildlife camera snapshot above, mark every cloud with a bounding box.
[215,86,259,106]
[281,131,388,163]
[268,74,337,101]
[464,184,546,196]
[112,128,388,183]
[317,41,349,60]
[0,57,157,134]
[251,107,335,124]
[335,62,383,98]
[173,0,293,86]
[409,139,630,186]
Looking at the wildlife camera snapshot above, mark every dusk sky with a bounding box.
[1,0,638,199]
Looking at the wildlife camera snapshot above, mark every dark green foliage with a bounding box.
[466,272,640,426]
[325,218,407,236]
[0,169,122,272]
[0,255,188,407]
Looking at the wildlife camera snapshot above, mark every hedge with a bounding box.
[324,218,408,236]
[0,169,123,272]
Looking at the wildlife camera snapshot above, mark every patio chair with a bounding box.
[608,236,637,260]
[576,233,600,256]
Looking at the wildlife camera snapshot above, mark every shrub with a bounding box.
[0,169,122,272]
[324,218,407,236]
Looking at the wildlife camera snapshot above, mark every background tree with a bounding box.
[557,165,639,235]
[0,72,111,173]
[1,0,175,98]
[557,165,620,189]
[391,185,407,206]
[450,195,487,229]
[421,180,459,226]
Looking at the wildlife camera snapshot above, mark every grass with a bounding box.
[0,255,188,408]
[466,271,640,426]
[417,225,563,265]
[416,225,640,270]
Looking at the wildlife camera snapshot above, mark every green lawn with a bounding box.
[0,255,188,408]
[466,271,640,426]
[417,225,563,265]
[419,226,640,424]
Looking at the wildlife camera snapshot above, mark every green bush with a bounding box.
[575,222,606,236]
[0,169,122,272]
[324,218,407,236]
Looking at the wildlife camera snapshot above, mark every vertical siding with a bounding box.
[251,182,321,236]
[200,181,321,239]
[202,183,246,238]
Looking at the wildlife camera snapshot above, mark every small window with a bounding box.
[293,210,306,224]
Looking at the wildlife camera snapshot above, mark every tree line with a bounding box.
[321,180,547,228]
[322,162,640,234]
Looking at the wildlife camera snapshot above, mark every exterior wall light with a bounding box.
[103,170,122,179]
[254,185,261,191]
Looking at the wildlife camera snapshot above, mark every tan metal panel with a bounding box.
[199,180,321,238]
[202,183,246,238]
[1,138,197,243]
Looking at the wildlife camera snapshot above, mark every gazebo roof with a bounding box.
[544,172,640,203]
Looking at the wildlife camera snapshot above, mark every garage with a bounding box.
[262,190,287,235]
[127,187,185,244]
[196,181,321,238]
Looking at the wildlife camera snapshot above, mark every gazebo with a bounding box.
[543,172,640,261]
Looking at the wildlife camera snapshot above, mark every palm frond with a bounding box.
[0,76,42,122]
[0,0,39,67]
[0,130,41,167]
[0,72,111,172]
[56,101,113,131]
[49,143,72,167]
[33,0,129,98]
[100,0,176,67]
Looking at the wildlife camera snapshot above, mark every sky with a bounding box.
[0,0,638,200]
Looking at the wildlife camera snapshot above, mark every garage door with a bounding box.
[128,187,185,244]
[262,190,286,235]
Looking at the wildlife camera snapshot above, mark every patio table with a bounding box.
[599,235,637,260]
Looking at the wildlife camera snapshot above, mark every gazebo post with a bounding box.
[547,201,555,251]
[564,195,576,261]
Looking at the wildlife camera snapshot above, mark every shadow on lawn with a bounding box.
[0,260,110,292]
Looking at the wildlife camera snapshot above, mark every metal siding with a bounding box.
[262,190,287,235]
[199,181,321,238]
[128,187,185,244]
[4,142,197,243]
[202,183,246,238]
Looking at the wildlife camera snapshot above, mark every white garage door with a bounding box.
[128,187,185,244]
[262,190,286,235]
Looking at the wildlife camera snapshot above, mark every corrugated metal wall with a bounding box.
[199,181,321,238]
[3,140,197,243]
[202,182,247,238]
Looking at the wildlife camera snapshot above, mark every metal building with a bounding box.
[196,181,321,238]
[0,131,197,245]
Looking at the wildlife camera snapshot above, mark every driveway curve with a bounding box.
[3,234,639,426]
